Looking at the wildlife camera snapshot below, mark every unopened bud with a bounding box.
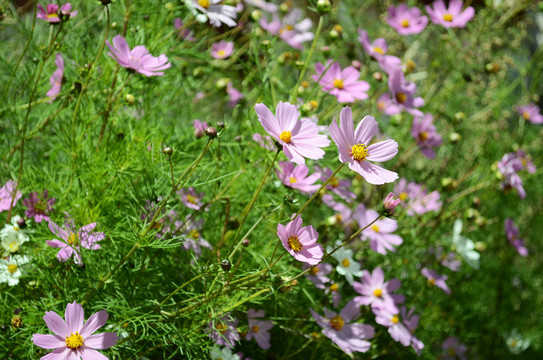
[454,112,465,122]
[351,60,362,70]
[220,259,231,272]
[205,127,218,139]
[216,121,225,130]
[125,94,135,105]
[373,72,383,81]
[383,192,401,216]
[316,0,332,14]
[449,132,461,143]
[250,10,262,21]
[242,238,250,247]
[279,2,289,13]
[162,146,173,156]
[216,78,230,89]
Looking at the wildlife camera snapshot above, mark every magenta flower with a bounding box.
[441,336,467,360]
[383,193,401,214]
[517,103,543,124]
[37,3,77,23]
[177,187,205,211]
[386,4,428,35]
[411,113,442,158]
[310,301,375,355]
[355,204,403,254]
[46,220,105,266]
[505,218,528,257]
[312,61,370,103]
[0,180,22,212]
[497,152,530,199]
[386,68,424,116]
[303,262,333,289]
[373,306,412,347]
[358,28,389,62]
[254,101,330,165]
[208,314,240,348]
[260,9,314,49]
[193,119,209,139]
[211,41,234,59]
[193,0,238,27]
[277,215,323,265]
[23,190,55,223]
[426,0,475,28]
[315,166,355,202]
[226,82,243,107]
[394,179,442,215]
[31,301,118,359]
[46,54,64,102]
[106,35,171,77]
[246,309,274,350]
[353,267,404,312]
[174,18,195,41]
[421,268,451,294]
[329,107,398,185]
[277,161,320,194]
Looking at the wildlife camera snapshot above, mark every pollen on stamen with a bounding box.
[391,315,399,324]
[373,47,384,55]
[401,19,410,28]
[289,177,297,184]
[522,111,531,120]
[373,288,383,297]
[396,92,407,104]
[330,283,339,292]
[310,267,320,275]
[371,225,380,233]
[351,143,368,162]
[187,194,198,204]
[418,131,429,142]
[65,331,84,349]
[7,264,17,274]
[341,258,350,267]
[252,325,260,333]
[333,79,344,89]
[280,130,292,144]
[428,278,436,286]
[443,13,453,22]
[330,315,345,331]
[198,0,210,9]
[287,235,303,252]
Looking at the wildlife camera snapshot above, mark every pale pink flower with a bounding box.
[211,41,234,59]
[358,28,389,62]
[254,101,330,165]
[411,113,442,158]
[329,107,398,185]
[386,68,424,116]
[386,4,428,35]
[226,82,243,107]
[355,204,403,254]
[315,166,355,202]
[106,35,171,76]
[421,267,451,294]
[373,306,412,347]
[276,161,320,194]
[303,262,333,289]
[260,8,314,49]
[441,336,467,360]
[244,0,278,12]
[193,0,238,27]
[23,190,55,223]
[193,119,209,139]
[246,309,274,350]
[177,187,205,211]
[353,267,404,313]
[383,193,401,214]
[180,217,212,257]
[401,307,425,355]
[517,103,543,124]
[0,180,22,212]
[277,215,322,265]
[47,54,64,102]
[322,194,353,228]
[312,61,370,103]
[174,18,195,41]
[208,314,240,348]
[426,0,475,28]
[505,218,528,257]
[498,152,530,199]
[31,301,118,359]
[252,133,275,151]
[37,3,77,23]
[394,179,442,215]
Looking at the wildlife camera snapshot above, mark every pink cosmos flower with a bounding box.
[46,54,64,102]
[106,35,171,76]
[386,4,428,35]
[394,179,442,215]
[276,161,320,194]
[355,204,403,255]
[211,41,234,59]
[505,218,528,257]
[322,194,353,229]
[310,301,375,355]
[426,0,475,28]
[246,309,274,350]
[432,246,462,271]
[208,314,240,348]
[252,133,275,151]
[421,267,451,294]
[260,8,314,49]
[277,214,322,265]
[177,187,205,211]
[383,193,401,214]
[0,180,22,212]
[358,28,389,63]
[23,190,55,223]
[401,307,425,355]
[193,119,209,139]
[312,61,370,103]
[411,113,442,158]
[31,301,118,359]
[180,217,212,257]
[517,103,543,124]
[441,336,467,360]
[373,306,412,347]
[386,68,424,116]
[254,101,330,165]
[226,82,243,107]
[193,0,238,27]
[46,219,105,266]
[174,18,195,41]
[329,107,398,185]
[325,281,342,308]
[37,3,77,23]
[352,267,405,313]
[315,166,355,202]
[497,152,530,199]
[303,262,333,289]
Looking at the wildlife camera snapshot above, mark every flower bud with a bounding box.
[220,259,232,272]
[250,10,262,22]
[215,78,230,89]
[316,0,332,14]
[449,132,461,143]
[125,94,135,105]
[165,2,175,10]
[205,127,218,139]
[382,192,401,216]
[351,60,362,70]
[216,121,225,130]
[17,217,27,230]
[11,315,22,329]
[162,146,173,156]
[454,112,465,122]
[242,238,250,247]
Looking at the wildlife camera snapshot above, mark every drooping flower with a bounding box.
[226,82,243,107]
[329,107,398,185]
[106,35,171,77]
[46,219,105,266]
[421,268,451,294]
[37,3,78,23]
[373,306,412,347]
[355,204,403,255]
[450,219,479,269]
[211,41,234,59]
[386,68,424,116]
[32,301,118,359]
[246,309,274,350]
[432,246,461,271]
[315,166,355,202]
[46,54,64,102]
[277,214,323,265]
[426,0,475,28]
[276,161,320,194]
[0,180,22,212]
[254,101,330,165]
[208,314,240,348]
[312,61,370,103]
[260,9,314,49]
[401,307,425,355]
[516,103,543,124]
[411,113,442,158]
[440,336,467,360]
[177,187,205,211]
[328,243,363,285]
[23,190,55,223]
[505,218,528,257]
[352,267,404,313]
[0,255,30,286]
[192,0,238,27]
[310,301,375,355]
[303,262,333,289]
[386,4,428,35]
[0,215,30,254]
[394,179,442,215]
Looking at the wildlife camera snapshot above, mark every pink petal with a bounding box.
[65,302,84,333]
[44,311,69,337]
[32,334,65,349]
[81,348,109,360]
[80,311,109,338]
[339,107,355,145]
[254,103,280,138]
[84,332,119,349]
[354,115,378,145]
[42,347,71,360]
[367,139,398,162]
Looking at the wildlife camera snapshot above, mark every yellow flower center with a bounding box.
[310,267,320,275]
[8,241,20,253]
[287,235,303,252]
[448,348,457,356]
[301,81,310,88]
[428,278,436,286]
[330,315,344,330]
[351,143,368,162]
[510,340,517,347]
[443,13,453,22]
[7,264,18,274]
[522,111,530,120]
[396,92,407,104]
[401,19,410,28]
[67,232,78,246]
[35,200,47,213]
[284,24,294,31]
[373,288,383,297]
[217,50,226,57]
[330,283,339,292]
[252,325,260,333]
[333,79,344,89]
[371,224,380,233]
[198,0,210,9]
[391,315,399,324]
[418,131,429,142]
[399,192,408,201]
[47,13,59,19]
[187,194,198,204]
[329,177,339,188]
[341,258,350,267]
[377,100,386,111]
[289,177,297,184]
[280,130,292,144]
[216,323,228,334]
[373,46,384,55]
[309,100,318,109]
[189,229,200,239]
[65,332,84,349]
[333,24,343,32]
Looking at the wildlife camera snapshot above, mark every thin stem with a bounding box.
[159,273,206,307]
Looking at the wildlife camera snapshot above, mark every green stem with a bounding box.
[159,273,206,307]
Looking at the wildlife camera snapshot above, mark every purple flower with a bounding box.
[312,61,370,103]
[401,307,424,355]
[386,68,424,116]
[31,301,118,359]
[329,107,398,185]
[177,187,205,211]
[211,41,234,59]
[106,35,171,77]
[411,113,442,158]
[394,179,442,215]
[433,247,462,271]
[46,220,105,266]
[322,194,353,228]
[226,82,243,107]
[193,0,238,27]
[441,336,467,360]
[260,9,314,49]
[303,262,333,289]
[386,4,428,35]
[277,161,320,194]
[497,152,532,199]
[174,18,195,41]
[277,215,323,265]
[252,133,275,151]
[23,190,55,223]
[517,103,543,124]
[505,218,528,257]
[310,302,375,355]
[46,54,64,102]
[246,309,274,350]
[358,28,389,62]
[426,0,475,28]
[373,306,412,347]
[37,3,77,23]
[315,166,355,202]
[208,314,240,348]
[421,268,451,294]
[180,217,212,257]
[193,119,209,139]
[0,180,22,212]
[254,101,330,165]
[353,267,404,312]
[383,193,401,214]
[355,204,403,254]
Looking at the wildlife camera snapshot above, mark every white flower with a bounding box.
[328,242,363,284]
[209,346,240,360]
[505,329,530,354]
[451,219,480,269]
[191,0,238,27]
[0,255,30,286]
[0,215,30,254]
